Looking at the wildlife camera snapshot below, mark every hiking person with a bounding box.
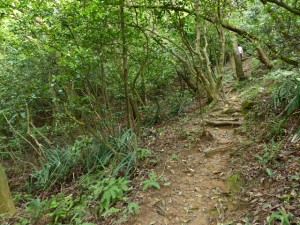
[238,44,243,60]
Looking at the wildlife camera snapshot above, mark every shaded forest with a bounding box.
[0,0,299,224]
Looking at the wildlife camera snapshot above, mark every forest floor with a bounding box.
[126,100,243,224]
[123,61,253,225]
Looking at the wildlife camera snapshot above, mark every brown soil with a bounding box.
[123,58,300,225]
[125,88,244,225]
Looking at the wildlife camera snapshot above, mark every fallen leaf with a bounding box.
[163,182,171,186]
[190,205,200,210]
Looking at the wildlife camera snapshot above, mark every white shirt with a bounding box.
[238,46,243,55]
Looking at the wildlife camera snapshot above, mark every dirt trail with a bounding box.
[126,87,244,225]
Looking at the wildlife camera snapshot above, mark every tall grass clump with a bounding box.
[271,75,300,116]
[29,129,138,191]
[270,70,300,140]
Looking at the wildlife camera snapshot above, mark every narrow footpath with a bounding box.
[126,87,245,225]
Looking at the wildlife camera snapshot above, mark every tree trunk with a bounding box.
[176,68,198,93]
[232,40,245,80]
[120,2,132,129]
[0,165,16,217]
[100,62,114,133]
[229,52,237,79]
[205,86,220,103]
[257,46,273,69]
[129,98,141,136]
[141,72,146,105]
[216,0,226,77]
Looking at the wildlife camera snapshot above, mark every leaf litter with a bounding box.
[124,89,244,225]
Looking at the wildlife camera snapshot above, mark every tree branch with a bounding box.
[125,4,192,14]
[125,3,298,67]
[260,0,300,16]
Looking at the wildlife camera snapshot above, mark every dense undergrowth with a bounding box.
[1,58,299,225]
[229,65,300,224]
[1,130,133,224]
[0,88,191,225]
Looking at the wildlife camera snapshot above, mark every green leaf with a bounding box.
[20,112,26,119]
[101,191,112,210]
[127,202,140,215]
[266,168,274,177]
[141,171,160,191]
[110,187,118,199]
[101,207,120,217]
[141,179,161,191]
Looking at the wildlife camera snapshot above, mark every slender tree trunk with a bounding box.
[216,0,226,76]
[202,23,221,102]
[129,98,140,136]
[194,1,220,102]
[100,62,114,133]
[141,72,146,105]
[217,26,226,76]
[120,2,132,129]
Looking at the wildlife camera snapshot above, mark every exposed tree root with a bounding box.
[205,120,242,126]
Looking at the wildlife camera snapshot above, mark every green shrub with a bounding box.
[22,173,133,224]
[25,198,49,222]
[29,130,138,191]
[81,176,131,214]
[267,210,293,225]
[271,76,300,116]
[141,171,160,191]
[29,145,81,190]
